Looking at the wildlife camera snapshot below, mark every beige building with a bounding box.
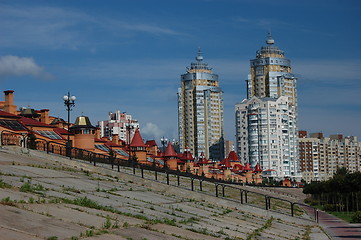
[299,131,361,182]
[236,33,299,180]
[178,49,224,161]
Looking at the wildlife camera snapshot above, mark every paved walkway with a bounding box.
[301,204,361,239]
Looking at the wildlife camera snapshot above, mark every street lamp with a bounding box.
[161,137,168,169]
[63,92,76,158]
[126,121,134,164]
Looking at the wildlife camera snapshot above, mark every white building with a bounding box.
[235,34,300,180]
[98,110,139,144]
[178,49,224,161]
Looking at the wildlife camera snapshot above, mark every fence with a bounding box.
[0,130,315,220]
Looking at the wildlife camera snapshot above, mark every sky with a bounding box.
[0,0,360,143]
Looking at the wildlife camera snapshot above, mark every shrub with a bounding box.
[351,211,361,223]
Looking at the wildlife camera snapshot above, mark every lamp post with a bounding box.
[126,121,134,164]
[161,137,168,169]
[63,92,76,158]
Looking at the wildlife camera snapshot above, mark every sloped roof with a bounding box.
[244,162,252,171]
[0,110,20,119]
[197,152,209,165]
[179,149,194,161]
[130,128,146,147]
[219,157,231,168]
[145,140,158,147]
[254,163,262,172]
[227,151,239,161]
[164,142,177,157]
[19,116,55,128]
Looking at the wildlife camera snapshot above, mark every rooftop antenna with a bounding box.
[196,47,203,62]
[266,31,274,45]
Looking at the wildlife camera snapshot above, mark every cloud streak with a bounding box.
[0,5,186,50]
[0,55,53,80]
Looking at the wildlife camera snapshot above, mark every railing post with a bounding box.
[268,197,271,210]
[155,169,158,180]
[93,154,96,166]
[191,178,194,191]
[133,164,135,175]
[291,203,294,217]
[240,190,243,204]
[199,180,203,191]
[166,172,169,185]
[177,173,180,186]
[117,161,120,172]
[265,196,268,210]
[215,184,219,197]
[222,185,225,197]
[245,191,248,203]
[141,166,144,178]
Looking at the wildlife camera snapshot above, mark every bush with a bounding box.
[351,211,361,223]
[322,204,337,212]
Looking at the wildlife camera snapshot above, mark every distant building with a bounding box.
[178,49,224,161]
[235,33,300,180]
[299,131,361,182]
[98,110,139,144]
[224,140,234,157]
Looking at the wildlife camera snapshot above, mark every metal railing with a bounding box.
[0,130,315,220]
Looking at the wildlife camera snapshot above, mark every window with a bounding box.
[35,130,62,139]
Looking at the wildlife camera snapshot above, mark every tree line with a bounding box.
[303,168,361,213]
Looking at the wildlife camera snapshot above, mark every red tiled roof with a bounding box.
[145,140,158,147]
[0,110,21,118]
[164,142,177,157]
[179,150,194,161]
[197,152,209,165]
[254,163,262,172]
[19,116,55,128]
[130,128,146,147]
[244,162,252,171]
[227,151,239,161]
[219,157,231,168]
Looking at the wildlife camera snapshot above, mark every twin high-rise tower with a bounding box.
[178,34,300,179]
[178,49,224,161]
[235,33,300,179]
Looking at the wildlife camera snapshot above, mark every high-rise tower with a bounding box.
[178,49,224,161]
[236,34,300,179]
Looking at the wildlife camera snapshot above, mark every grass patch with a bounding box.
[0,178,11,188]
[20,182,46,193]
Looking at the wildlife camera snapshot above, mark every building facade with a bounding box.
[98,110,139,144]
[178,50,224,161]
[235,34,300,180]
[299,131,361,182]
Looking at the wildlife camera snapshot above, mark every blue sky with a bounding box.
[0,0,360,143]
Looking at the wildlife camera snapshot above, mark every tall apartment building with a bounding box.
[235,34,300,180]
[299,131,361,182]
[178,50,224,161]
[98,110,139,144]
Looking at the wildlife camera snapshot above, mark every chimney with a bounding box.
[95,127,101,139]
[40,109,50,124]
[4,90,17,114]
[112,134,119,145]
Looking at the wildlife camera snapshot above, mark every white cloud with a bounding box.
[0,55,53,80]
[141,122,165,141]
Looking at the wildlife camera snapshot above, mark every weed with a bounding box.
[47,236,58,240]
[102,215,112,229]
[123,222,129,228]
[0,178,11,188]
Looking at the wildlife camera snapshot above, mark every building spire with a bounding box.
[196,47,203,62]
[266,32,275,45]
